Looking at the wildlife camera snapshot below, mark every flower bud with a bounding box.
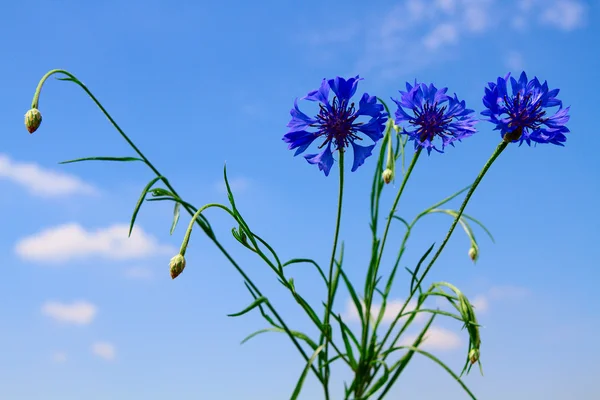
[382,168,393,184]
[469,348,479,364]
[169,254,186,279]
[468,246,478,262]
[24,108,42,134]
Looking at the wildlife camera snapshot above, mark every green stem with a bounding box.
[361,149,421,345]
[379,140,508,355]
[30,69,325,385]
[321,149,345,400]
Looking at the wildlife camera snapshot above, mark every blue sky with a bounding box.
[1,0,599,399]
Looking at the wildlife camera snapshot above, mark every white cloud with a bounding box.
[506,51,525,71]
[423,23,459,50]
[52,351,67,363]
[344,298,424,324]
[216,177,251,194]
[42,301,97,325]
[462,2,490,32]
[470,295,489,313]
[435,0,456,13]
[92,342,116,361]
[400,326,462,350]
[0,154,97,198]
[541,0,586,31]
[124,266,154,280]
[488,285,530,300]
[15,223,176,264]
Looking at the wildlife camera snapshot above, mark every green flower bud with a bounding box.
[169,254,186,279]
[382,168,394,184]
[469,348,479,364]
[468,246,478,262]
[24,108,42,134]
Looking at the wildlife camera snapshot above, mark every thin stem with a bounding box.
[379,140,508,354]
[362,149,421,347]
[30,70,325,385]
[321,149,345,400]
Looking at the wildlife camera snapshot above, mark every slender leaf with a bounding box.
[129,176,164,237]
[170,202,181,235]
[227,296,268,317]
[59,156,144,164]
[240,327,318,351]
[290,345,325,400]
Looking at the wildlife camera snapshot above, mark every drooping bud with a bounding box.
[468,246,479,262]
[169,254,186,279]
[24,108,42,134]
[469,348,479,364]
[382,168,393,184]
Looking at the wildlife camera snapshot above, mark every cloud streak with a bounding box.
[16,223,176,264]
[0,154,97,198]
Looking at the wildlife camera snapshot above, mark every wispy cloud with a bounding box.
[15,223,176,264]
[343,298,424,324]
[505,51,525,72]
[52,351,68,363]
[0,153,97,198]
[300,0,583,79]
[540,0,586,31]
[399,326,462,350]
[488,285,530,300]
[42,301,97,325]
[216,177,251,194]
[423,23,459,50]
[91,342,116,361]
[124,266,154,280]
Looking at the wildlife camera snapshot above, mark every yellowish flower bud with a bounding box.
[24,108,42,134]
[469,348,479,364]
[382,168,393,184]
[468,246,478,262]
[169,254,186,279]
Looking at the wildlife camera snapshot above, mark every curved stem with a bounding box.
[380,140,508,354]
[361,148,421,350]
[321,149,345,400]
[30,69,325,384]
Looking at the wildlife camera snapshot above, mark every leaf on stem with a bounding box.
[59,156,144,164]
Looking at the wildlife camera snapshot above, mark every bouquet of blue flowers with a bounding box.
[24,69,570,400]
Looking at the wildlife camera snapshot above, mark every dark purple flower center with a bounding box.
[411,101,452,142]
[503,92,546,131]
[313,96,362,150]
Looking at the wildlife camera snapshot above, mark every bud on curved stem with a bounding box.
[24,109,42,133]
[169,254,186,279]
[468,244,479,262]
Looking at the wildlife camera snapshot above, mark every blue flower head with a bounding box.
[392,82,477,154]
[481,72,570,146]
[283,76,388,176]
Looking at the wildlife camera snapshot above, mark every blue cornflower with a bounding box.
[392,82,477,154]
[283,76,388,176]
[481,72,570,146]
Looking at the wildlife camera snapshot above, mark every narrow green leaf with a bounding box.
[227,296,268,317]
[170,202,181,235]
[339,269,364,324]
[59,156,144,164]
[363,361,391,397]
[240,327,318,351]
[337,315,358,370]
[417,185,471,218]
[290,345,324,400]
[410,243,436,294]
[384,346,477,399]
[283,258,328,286]
[129,176,164,237]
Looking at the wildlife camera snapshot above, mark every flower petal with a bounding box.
[305,144,335,176]
[349,142,375,172]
